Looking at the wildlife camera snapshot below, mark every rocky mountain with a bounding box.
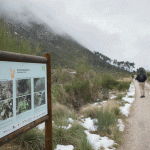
[1,16,131,72]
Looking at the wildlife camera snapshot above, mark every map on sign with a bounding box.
[0,61,47,138]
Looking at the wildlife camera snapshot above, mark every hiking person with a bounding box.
[135,70,147,98]
[132,75,134,79]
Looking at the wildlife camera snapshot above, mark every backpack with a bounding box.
[138,74,145,82]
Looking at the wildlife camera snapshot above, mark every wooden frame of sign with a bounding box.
[0,50,52,150]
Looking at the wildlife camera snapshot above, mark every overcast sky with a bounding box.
[1,0,150,71]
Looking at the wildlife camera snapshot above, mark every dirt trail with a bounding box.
[118,80,150,150]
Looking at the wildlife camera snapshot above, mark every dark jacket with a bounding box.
[135,71,147,82]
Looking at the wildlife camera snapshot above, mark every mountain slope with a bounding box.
[1,16,131,72]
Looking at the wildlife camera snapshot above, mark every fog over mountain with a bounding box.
[1,0,149,71]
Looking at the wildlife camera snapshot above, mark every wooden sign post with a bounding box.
[43,53,53,150]
[0,51,52,150]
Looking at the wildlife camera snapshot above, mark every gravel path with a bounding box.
[118,80,150,150]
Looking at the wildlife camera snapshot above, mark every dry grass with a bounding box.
[79,103,101,118]
[0,143,25,150]
[102,100,120,113]
[52,102,77,126]
[117,77,132,82]
[52,102,76,116]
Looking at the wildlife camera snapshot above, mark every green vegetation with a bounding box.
[146,72,150,84]
[146,72,150,78]
[53,122,93,150]
[0,18,133,150]
[0,19,41,55]
[12,127,45,150]
[94,101,122,143]
[100,74,118,89]
[1,58,131,150]
[96,108,118,133]
[116,81,130,91]
[115,94,124,100]
[1,18,135,72]
[52,102,76,126]
[52,58,131,110]
[80,104,100,119]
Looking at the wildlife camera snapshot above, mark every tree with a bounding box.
[113,59,117,66]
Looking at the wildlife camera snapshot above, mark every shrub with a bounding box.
[91,74,102,92]
[146,72,150,78]
[65,78,92,109]
[101,88,109,100]
[115,94,123,100]
[12,127,45,150]
[78,135,93,150]
[52,83,67,104]
[53,122,93,150]
[147,77,150,82]
[95,100,120,135]
[52,102,76,126]
[52,67,73,84]
[116,81,130,91]
[112,126,122,144]
[80,104,101,118]
[75,57,91,81]
[101,74,118,90]
[112,107,121,116]
[95,107,118,134]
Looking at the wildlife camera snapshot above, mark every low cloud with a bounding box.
[1,0,150,70]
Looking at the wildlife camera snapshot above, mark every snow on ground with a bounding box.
[127,83,135,97]
[85,130,115,150]
[58,118,74,129]
[117,119,125,131]
[122,96,135,103]
[119,83,135,116]
[68,118,74,123]
[122,83,135,104]
[81,117,98,131]
[81,117,115,150]
[54,145,74,150]
[38,122,45,131]
[110,95,117,99]
[120,103,131,117]
[59,124,72,130]
[38,83,135,150]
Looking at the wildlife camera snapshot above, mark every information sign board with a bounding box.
[0,61,47,138]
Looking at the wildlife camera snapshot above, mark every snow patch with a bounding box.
[85,130,115,150]
[122,96,135,104]
[59,124,72,130]
[119,83,135,117]
[110,95,117,99]
[117,119,125,131]
[120,103,131,117]
[54,144,74,150]
[38,122,45,131]
[81,117,98,131]
[68,118,74,123]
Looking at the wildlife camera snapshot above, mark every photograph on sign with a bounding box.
[16,94,31,115]
[0,80,13,100]
[34,77,45,108]
[16,79,31,96]
[0,80,13,121]
[0,61,47,138]
[16,79,31,115]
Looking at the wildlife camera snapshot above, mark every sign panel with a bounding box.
[0,61,47,138]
